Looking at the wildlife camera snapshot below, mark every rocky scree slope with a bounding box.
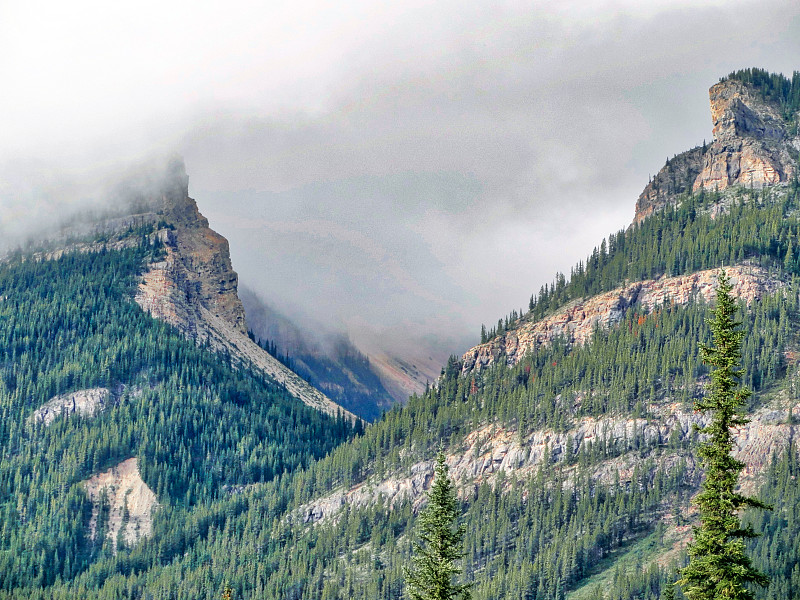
[125,164,356,420]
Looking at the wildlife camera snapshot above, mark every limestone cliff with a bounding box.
[83,458,158,552]
[298,395,799,525]
[461,265,782,376]
[132,162,356,421]
[693,79,798,193]
[633,76,799,224]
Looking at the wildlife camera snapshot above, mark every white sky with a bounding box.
[1,0,799,357]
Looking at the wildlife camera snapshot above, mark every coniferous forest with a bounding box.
[0,173,797,599]
[2,67,800,599]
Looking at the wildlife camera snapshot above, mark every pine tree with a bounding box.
[662,581,675,600]
[678,270,770,600]
[405,452,470,600]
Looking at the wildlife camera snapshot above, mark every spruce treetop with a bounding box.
[679,270,770,600]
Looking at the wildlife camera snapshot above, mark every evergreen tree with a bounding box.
[678,270,770,600]
[405,452,470,600]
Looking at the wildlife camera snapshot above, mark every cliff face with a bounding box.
[130,161,356,420]
[461,265,782,375]
[633,78,799,223]
[136,161,247,336]
[693,79,798,193]
[298,396,799,525]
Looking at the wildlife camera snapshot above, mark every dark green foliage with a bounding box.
[746,444,800,599]
[0,242,357,591]
[405,452,470,600]
[249,333,391,421]
[679,271,770,600]
[5,177,800,599]
[720,68,800,123]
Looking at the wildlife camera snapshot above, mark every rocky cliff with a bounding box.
[132,162,356,421]
[693,79,798,192]
[634,77,799,223]
[461,265,782,375]
[298,393,799,525]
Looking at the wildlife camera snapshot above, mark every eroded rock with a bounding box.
[30,388,111,426]
[461,265,782,375]
[83,458,158,552]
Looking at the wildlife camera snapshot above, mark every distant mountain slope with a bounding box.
[5,69,800,600]
[240,287,395,420]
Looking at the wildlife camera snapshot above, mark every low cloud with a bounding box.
[2,0,799,358]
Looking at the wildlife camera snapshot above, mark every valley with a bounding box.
[0,68,799,600]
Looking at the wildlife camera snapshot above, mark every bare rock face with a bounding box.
[29,387,111,426]
[633,78,799,223]
[145,161,247,336]
[461,265,782,376]
[297,398,800,525]
[134,161,356,421]
[83,458,158,552]
[693,80,797,193]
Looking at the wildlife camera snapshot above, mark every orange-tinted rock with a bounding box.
[461,265,783,375]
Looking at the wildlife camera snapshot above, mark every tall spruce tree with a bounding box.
[679,270,770,600]
[405,452,470,600]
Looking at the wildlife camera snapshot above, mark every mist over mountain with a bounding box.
[2,1,799,367]
[2,67,800,600]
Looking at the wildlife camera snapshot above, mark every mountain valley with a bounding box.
[1,68,800,600]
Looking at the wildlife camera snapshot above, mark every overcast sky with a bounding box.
[1,0,799,358]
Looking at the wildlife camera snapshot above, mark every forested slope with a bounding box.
[3,71,800,600]
[5,174,798,600]
[0,231,358,592]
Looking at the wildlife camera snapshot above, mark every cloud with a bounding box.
[1,0,799,357]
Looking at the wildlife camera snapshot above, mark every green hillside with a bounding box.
[0,233,358,592]
[3,180,799,598]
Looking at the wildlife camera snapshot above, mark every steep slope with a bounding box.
[13,70,800,600]
[240,288,395,420]
[634,69,800,223]
[6,70,800,600]
[0,237,360,592]
[129,162,356,420]
[462,265,782,375]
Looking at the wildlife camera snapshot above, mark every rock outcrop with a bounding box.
[133,162,357,421]
[30,387,111,426]
[461,265,782,376]
[298,397,800,525]
[83,458,158,552]
[693,79,798,193]
[633,77,799,224]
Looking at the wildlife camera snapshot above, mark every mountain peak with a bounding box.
[633,70,799,224]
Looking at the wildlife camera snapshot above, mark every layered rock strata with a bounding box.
[298,398,799,524]
[693,79,798,193]
[633,78,799,223]
[133,163,356,420]
[461,265,781,376]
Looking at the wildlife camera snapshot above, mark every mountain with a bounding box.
[240,287,395,420]
[3,68,800,600]
[0,163,364,593]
